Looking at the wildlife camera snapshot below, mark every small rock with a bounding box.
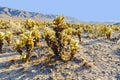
[31,70,36,73]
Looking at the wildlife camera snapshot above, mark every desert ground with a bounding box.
[0,31,120,80]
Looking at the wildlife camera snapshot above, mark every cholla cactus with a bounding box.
[83,25,91,32]
[43,27,59,56]
[24,31,32,38]
[63,28,73,36]
[14,31,35,62]
[43,27,55,37]
[5,31,12,45]
[43,16,79,61]
[53,16,68,40]
[19,34,28,45]
[105,27,113,39]
[69,39,79,56]
[21,31,35,62]
[53,15,65,27]
[60,39,78,61]
[25,36,34,62]
[0,32,5,53]
[26,37,34,52]
[13,39,22,49]
[60,50,72,61]
[20,27,25,34]
[74,27,83,42]
[31,29,40,46]
[13,39,23,55]
[13,39,27,61]
[61,32,71,46]
[0,32,4,41]
[25,19,35,29]
[53,16,68,54]
[20,51,26,61]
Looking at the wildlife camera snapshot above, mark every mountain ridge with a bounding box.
[0,6,80,23]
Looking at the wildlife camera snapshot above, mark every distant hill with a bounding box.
[113,23,120,25]
[0,6,80,23]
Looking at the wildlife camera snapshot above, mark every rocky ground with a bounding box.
[0,31,120,80]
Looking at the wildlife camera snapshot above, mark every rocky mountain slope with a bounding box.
[0,6,80,23]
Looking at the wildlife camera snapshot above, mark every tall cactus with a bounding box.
[43,16,78,61]
[53,16,68,54]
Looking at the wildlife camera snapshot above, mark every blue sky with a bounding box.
[0,0,120,22]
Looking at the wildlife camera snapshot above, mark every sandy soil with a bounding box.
[0,32,120,80]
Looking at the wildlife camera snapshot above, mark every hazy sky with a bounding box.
[0,0,120,22]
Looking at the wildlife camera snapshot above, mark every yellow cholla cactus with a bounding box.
[75,27,83,34]
[31,25,38,30]
[61,33,72,46]
[20,28,25,33]
[5,31,12,45]
[25,19,35,29]
[21,52,26,60]
[63,28,73,35]
[31,29,40,42]
[24,31,32,38]
[105,27,113,39]
[60,50,72,61]
[19,34,28,45]
[13,39,22,50]
[49,35,58,46]
[69,39,79,55]
[0,32,5,41]
[53,15,65,27]
[0,32,5,53]
[43,27,55,37]
[26,37,34,51]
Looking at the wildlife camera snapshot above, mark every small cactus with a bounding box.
[0,32,4,53]
[69,39,79,56]
[13,39,23,55]
[74,27,83,42]
[25,19,35,29]
[25,36,34,62]
[5,31,12,45]
[105,27,113,39]
[31,29,40,46]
